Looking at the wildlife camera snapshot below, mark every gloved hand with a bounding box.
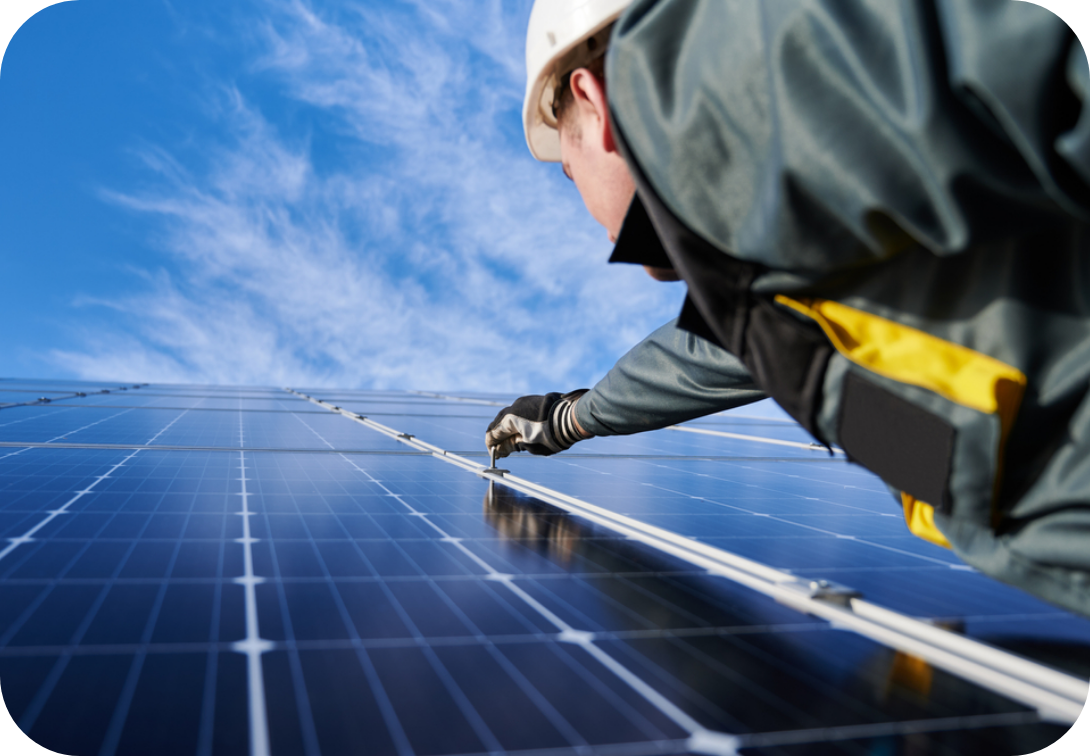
[485,389,590,459]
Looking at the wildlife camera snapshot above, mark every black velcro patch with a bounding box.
[838,372,955,513]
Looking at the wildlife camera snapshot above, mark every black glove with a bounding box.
[485,390,590,459]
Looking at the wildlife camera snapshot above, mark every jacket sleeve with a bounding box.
[574,319,766,436]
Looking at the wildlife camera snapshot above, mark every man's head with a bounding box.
[552,66,680,280]
[524,0,677,280]
[554,59,634,242]
[523,0,634,240]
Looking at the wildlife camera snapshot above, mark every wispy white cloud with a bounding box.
[52,0,684,392]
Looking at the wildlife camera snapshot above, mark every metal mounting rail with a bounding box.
[409,390,505,407]
[286,388,1089,725]
[0,384,147,411]
[666,424,846,454]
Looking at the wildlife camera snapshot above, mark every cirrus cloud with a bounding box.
[50,0,684,392]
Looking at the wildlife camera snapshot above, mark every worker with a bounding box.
[484,0,767,462]
[485,0,1090,618]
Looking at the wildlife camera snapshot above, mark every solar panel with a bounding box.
[0,381,1086,756]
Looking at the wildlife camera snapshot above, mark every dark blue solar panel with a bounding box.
[0,407,410,452]
[0,382,1083,756]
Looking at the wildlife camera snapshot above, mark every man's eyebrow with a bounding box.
[562,163,573,181]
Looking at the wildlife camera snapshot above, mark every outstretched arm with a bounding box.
[486,319,766,459]
[575,318,765,436]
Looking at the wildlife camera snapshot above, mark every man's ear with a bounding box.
[568,67,617,154]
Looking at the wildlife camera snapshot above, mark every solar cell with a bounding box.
[0,381,1085,756]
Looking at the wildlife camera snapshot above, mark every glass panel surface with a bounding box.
[0,381,1082,755]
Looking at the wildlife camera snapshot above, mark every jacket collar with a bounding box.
[608,194,673,268]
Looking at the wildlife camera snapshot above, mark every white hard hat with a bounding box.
[523,0,631,162]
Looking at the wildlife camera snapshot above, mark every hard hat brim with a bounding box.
[522,1,628,163]
[524,79,563,162]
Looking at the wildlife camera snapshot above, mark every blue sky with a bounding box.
[0,0,686,392]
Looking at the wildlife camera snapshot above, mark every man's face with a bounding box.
[560,124,679,281]
[559,125,634,242]
[556,70,635,243]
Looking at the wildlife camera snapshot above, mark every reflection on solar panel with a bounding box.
[0,379,1086,755]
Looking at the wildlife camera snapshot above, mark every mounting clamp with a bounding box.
[783,577,862,607]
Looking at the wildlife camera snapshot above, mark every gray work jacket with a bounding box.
[603,0,1090,615]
